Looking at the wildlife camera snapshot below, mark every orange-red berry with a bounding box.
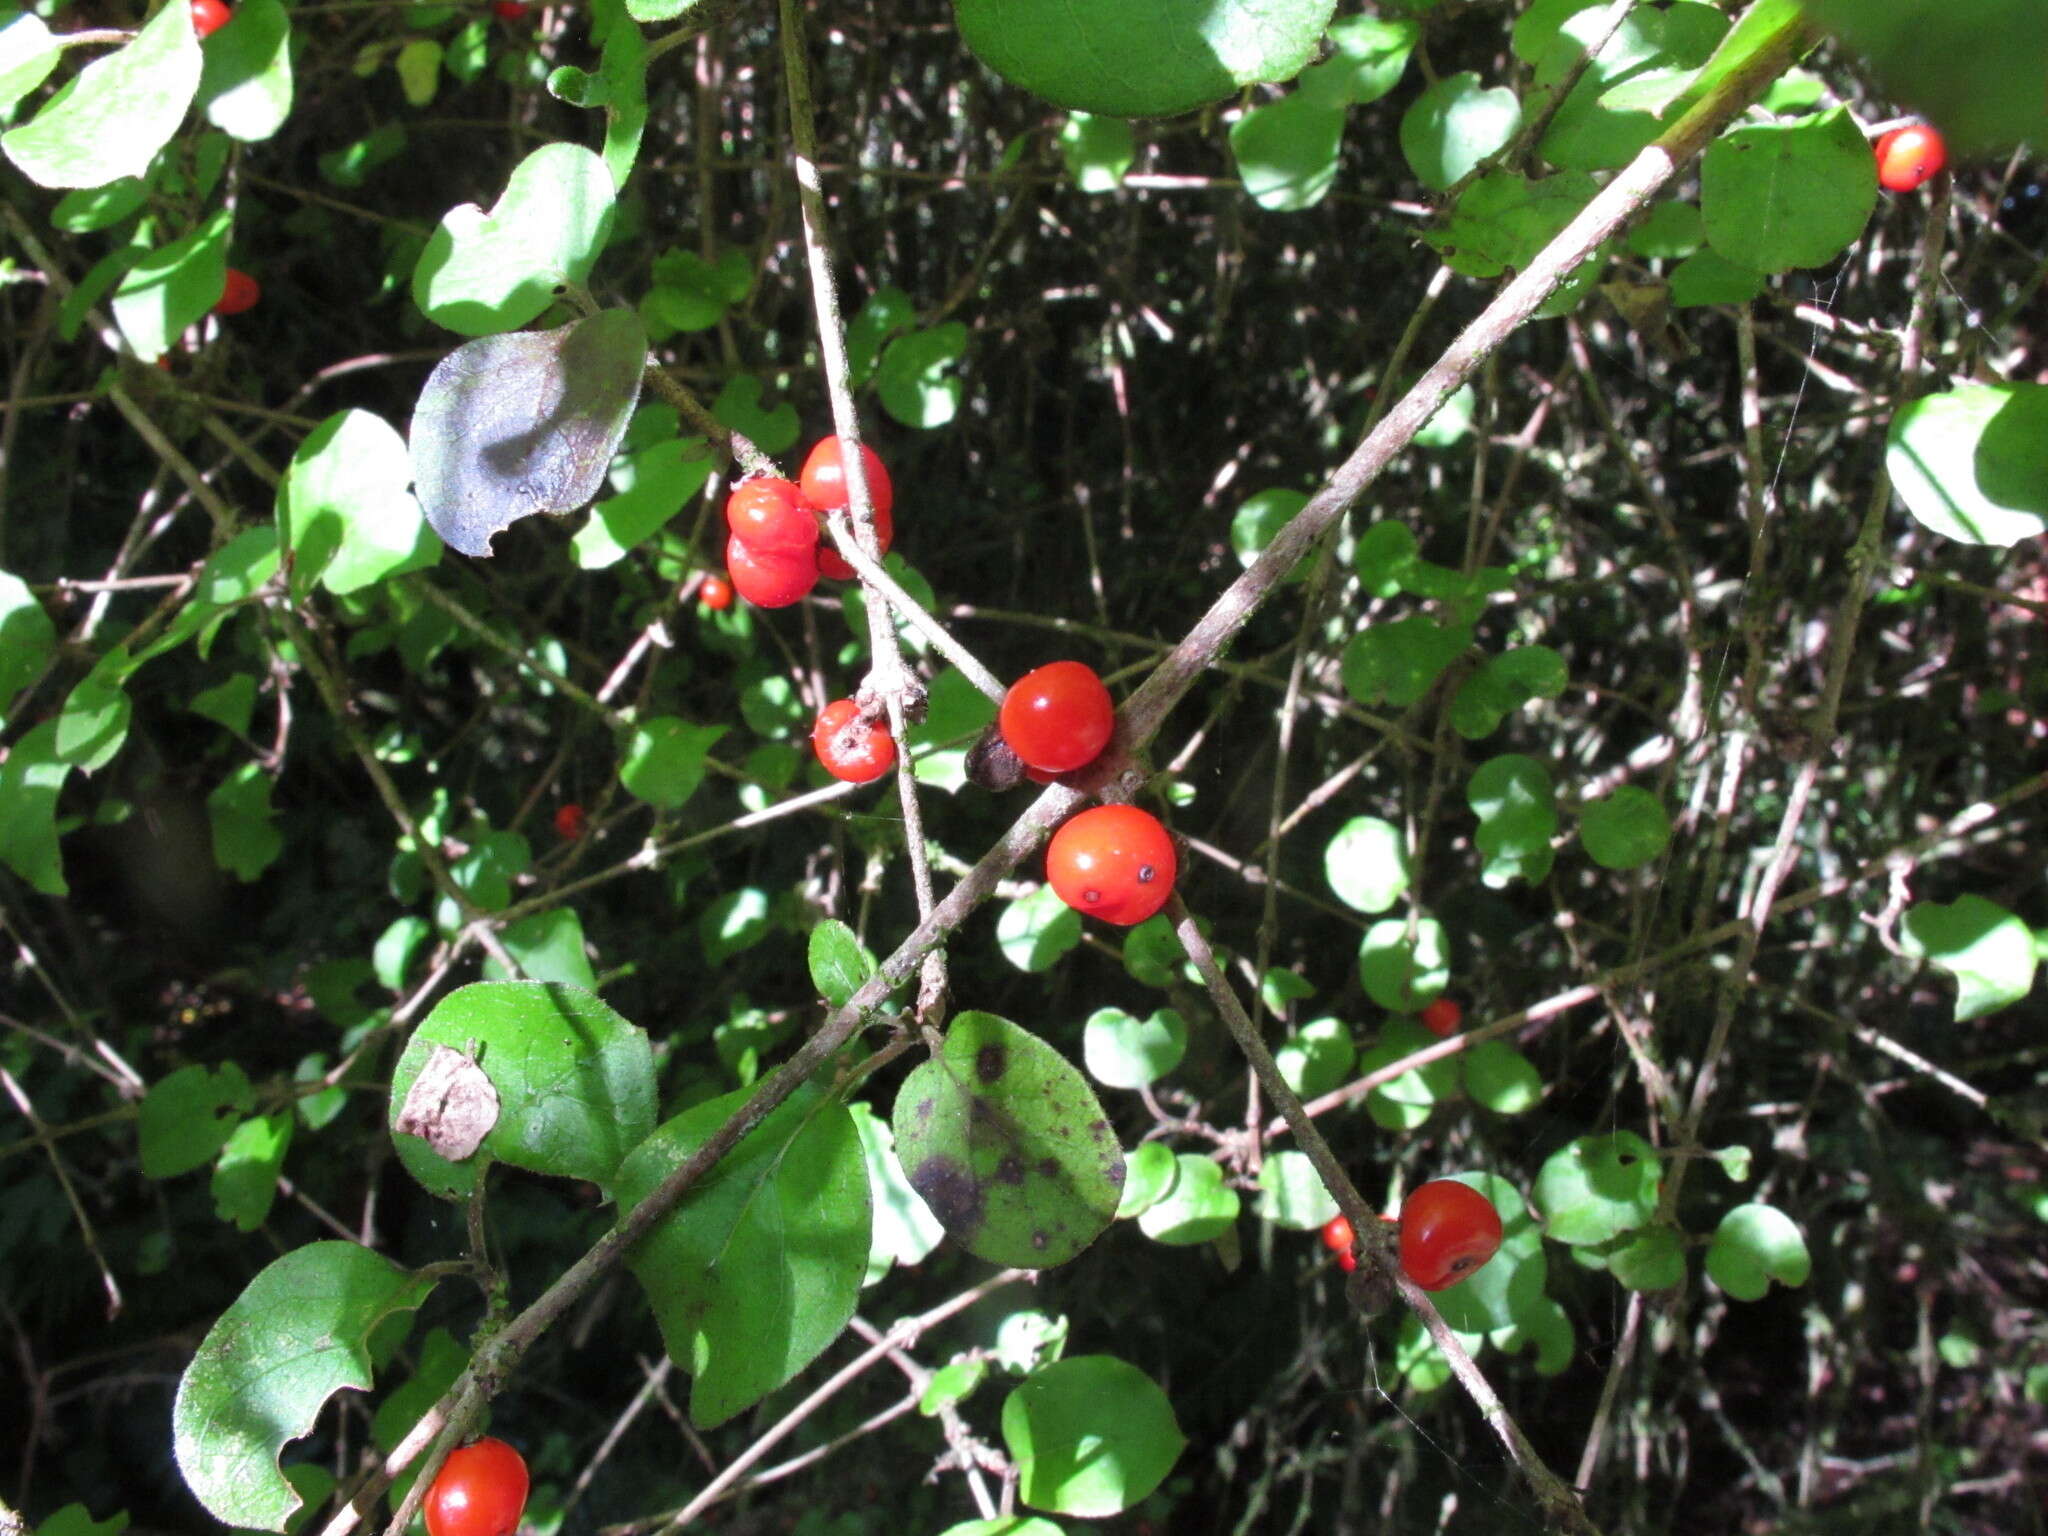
[1046,804,1176,926]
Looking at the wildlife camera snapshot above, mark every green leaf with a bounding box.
[1400,71,1520,191]
[1803,0,2045,157]
[847,286,916,387]
[1901,893,2039,1020]
[394,37,440,107]
[1229,488,1312,581]
[1627,200,1704,260]
[3,0,201,188]
[1254,1149,1336,1231]
[1121,912,1191,987]
[189,673,257,735]
[319,121,405,188]
[698,887,770,966]
[908,664,1000,791]
[712,374,799,454]
[1081,1006,1187,1089]
[997,883,1083,972]
[280,409,439,594]
[1115,1140,1179,1218]
[1468,753,1557,887]
[1323,814,1409,913]
[1488,1293,1575,1376]
[51,179,148,233]
[1534,2,1726,171]
[1002,1356,1184,1516]
[618,1081,869,1427]
[140,1062,253,1179]
[1353,520,1419,595]
[1449,645,1567,739]
[206,762,284,881]
[210,1111,293,1231]
[1705,1202,1811,1300]
[1700,106,1877,275]
[1886,382,2048,547]
[1135,1153,1238,1245]
[935,1520,1064,1536]
[808,919,877,1010]
[173,1243,434,1530]
[893,1011,1125,1269]
[1261,965,1316,1015]
[111,208,232,364]
[1340,617,1471,708]
[1608,1224,1685,1292]
[32,1507,127,1536]
[411,142,617,335]
[1296,15,1417,109]
[53,656,129,773]
[1356,1016,1456,1131]
[1461,1038,1543,1115]
[850,1101,945,1279]
[591,0,648,187]
[1274,1017,1355,1098]
[573,435,714,568]
[490,908,600,989]
[1533,1130,1661,1246]
[646,247,749,332]
[1667,246,1766,309]
[920,1357,991,1416]
[0,13,62,120]
[411,308,647,557]
[0,720,70,894]
[368,1327,466,1453]
[388,981,657,1199]
[0,569,55,719]
[1578,784,1672,870]
[1057,111,1133,192]
[954,0,1338,118]
[619,715,725,809]
[1230,91,1346,212]
[198,0,293,142]
[1357,917,1450,1013]
[1424,169,1600,281]
[373,916,432,991]
[878,323,968,429]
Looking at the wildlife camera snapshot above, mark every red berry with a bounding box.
[424,1437,528,1536]
[1419,997,1462,1037]
[189,0,231,37]
[553,803,586,839]
[1398,1179,1503,1292]
[999,661,1115,774]
[1045,804,1176,926]
[726,533,817,609]
[798,436,894,520]
[491,0,529,17]
[815,501,895,581]
[725,477,817,554]
[214,269,260,317]
[698,574,733,610]
[1319,1214,1358,1273]
[1875,123,1946,193]
[812,698,896,784]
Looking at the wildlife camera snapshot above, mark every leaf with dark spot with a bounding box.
[892,1011,1123,1270]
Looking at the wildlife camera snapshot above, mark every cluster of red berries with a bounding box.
[1874,122,1946,194]
[424,1436,529,1536]
[724,437,894,609]
[1319,1178,1504,1292]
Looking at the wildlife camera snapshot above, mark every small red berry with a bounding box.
[815,501,895,581]
[553,803,586,839]
[490,0,529,17]
[726,533,818,609]
[811,698,896,784]
[698,574,733,610]
[423,1437,528,1536]
[1398,1179,1503,1292]
[1419,997,1462,1037]
[214,269,260,317]
[725,477,817,554]
[798,436,894,520]
[189,0,231,37]
[999,661,1115,774]
[1319,1214,1358,1273]
[1874,123,1946,193]
[1045,804,1176,926]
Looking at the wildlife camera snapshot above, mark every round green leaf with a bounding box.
[893,1012,1125,1269]
[1534,2,1726,171]
[1578,784,1672,870]
[1699,106,1876,274]
[1399,71,1520,191]
[1705,1202,1812,1300]
[1357,1016,1456,1130]
[388,981,657,1200]
[1121,912,1190,987]
[281,409,439,594]
[210,1111,293,1232]
[619,715,726,809]
[173,1243,434,1529]
[808,919,878,1010]
[1886,382,2048,547]
[998,884,1083,973]
[1341,616,1472,708]
[1900,893,2039,1021]
[1462,1037,1543,1115]
[411,308,647,557]
[878,323,968,429]
[1274,1017,1356,1098]
[1229,488,1313,582]
[1254,1149,1336,1230]
[490,908,599,990]
[1082,1006,1188,1090]
[1422,169,1600,281]
[206,762,283,882]
[1357,916,1450,1012]
[1115,1140,1180,1219]
[139,1062,253,1179]
[1059,111,1133,192]
[1449,645,1568,739]
[1002,1356,1184,1517]
[955,0,1338,118]
[412,142,617,335]
[1533,1131,1661,1246]
[3,0,201,188]
[1608,1224,1686,1292]
[1468,753,1557,887]
[938,1520,1066,1536]
[1230,92,1346,211]
[1323,815,1409,914]
[1136,1153,1239,1245]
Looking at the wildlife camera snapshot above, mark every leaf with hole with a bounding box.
[1705,1202,1811,1300]
[1900,893,2039,1020]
